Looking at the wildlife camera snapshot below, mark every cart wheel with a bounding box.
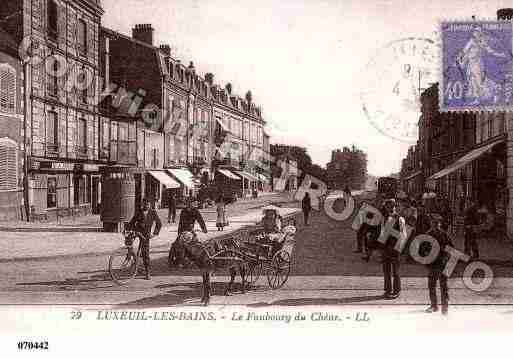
[108,239,140,285]
[267,250,291,289]
[246,262,263,285]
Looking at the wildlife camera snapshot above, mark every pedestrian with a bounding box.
[126,198,162,280]
[167,190,176,224]
[424,214,453,315]
[302,192,312,226]
[343,185,351,197]
[216,196,227,231]
[380,198,407,299]
[464,200,480,260]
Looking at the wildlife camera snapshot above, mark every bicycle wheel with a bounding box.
[108,239,140,285]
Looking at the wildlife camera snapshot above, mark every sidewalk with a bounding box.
[0,207,300,262]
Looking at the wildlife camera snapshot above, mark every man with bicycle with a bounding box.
[126,198,162,280]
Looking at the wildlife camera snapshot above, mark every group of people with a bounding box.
[125,196,209,280]
[354,192,493,315]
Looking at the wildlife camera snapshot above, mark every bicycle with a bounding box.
[108,230,144,285]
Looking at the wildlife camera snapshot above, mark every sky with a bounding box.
[101,0,511,176]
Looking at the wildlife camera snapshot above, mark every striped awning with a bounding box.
[217,169,240,180]
[427,138,505,182]
[148,171,181,188]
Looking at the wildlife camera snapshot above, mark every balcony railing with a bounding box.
[46,143,59,156]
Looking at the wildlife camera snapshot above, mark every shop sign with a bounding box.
[39,161,74,171]
[77,164,100,172]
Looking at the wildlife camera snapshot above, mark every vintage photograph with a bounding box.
[2,0,513,354]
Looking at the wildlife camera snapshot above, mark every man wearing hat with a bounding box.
[126,198,162,280]
[380,198,407,299]
[424,214,453,315]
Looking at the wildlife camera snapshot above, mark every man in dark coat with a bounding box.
[167,190,177,224]
[424,214,453,315]
[301,192,312,226]
[380,199,406,299]
[464,201,480,259]
[178,197,208,234]
[126,198,162,280]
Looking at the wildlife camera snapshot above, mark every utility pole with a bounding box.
[22,59,30,222]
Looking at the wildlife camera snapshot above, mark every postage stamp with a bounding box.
[440,21,513,112]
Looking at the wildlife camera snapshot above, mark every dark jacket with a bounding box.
[127,208,162,238]
[168,194,176,209]
[302,195,311,212]
[178,207,207,233]
[424,228,453,269]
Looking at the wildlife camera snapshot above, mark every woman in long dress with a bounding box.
[216,197,227,231]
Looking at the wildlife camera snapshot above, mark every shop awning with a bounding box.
[404,170,422,181]
[427,138,505,182]
[167,168,195,189]
[236,171,259,182]
[257,173,269,183]
[217,169,240,180]
[148,170,181,188]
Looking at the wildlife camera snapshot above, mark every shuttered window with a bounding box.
[78,19,87,56]
[0,65,16,113]
[0,138,18,191]
[47,0,58,40]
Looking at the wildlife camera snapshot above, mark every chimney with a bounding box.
[245,90,252,104]
[205,73,214,85]
[187,61,195,73]
[132,24,154,46]
[159,44,171,56]
[497,8,513,20]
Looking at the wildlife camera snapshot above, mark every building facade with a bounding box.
[0,27,24,220]
[1,0,105,219]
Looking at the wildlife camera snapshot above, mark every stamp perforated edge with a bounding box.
[438,19,513,113]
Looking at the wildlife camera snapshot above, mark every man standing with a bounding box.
[380,199,407,299]
[424,214,453,315]
[167,191,176,224]
[127,198,162,280]
[464,201,480,260]
[302,192,312,226]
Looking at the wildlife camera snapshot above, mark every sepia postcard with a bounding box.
[2,0,513,356]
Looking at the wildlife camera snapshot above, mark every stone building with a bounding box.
[0,27,24,220]
[1,0,105,219]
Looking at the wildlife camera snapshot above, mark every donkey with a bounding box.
[169,232,248,306]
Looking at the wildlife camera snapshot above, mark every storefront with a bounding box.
[145,170,181,208]
[427,138,505,221]
[167,167,196,202]
[28,159,102,218]
[235,170,259,196]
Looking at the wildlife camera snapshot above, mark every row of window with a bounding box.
[477,112,507,144]
[45,112,88,154]
[46,0,88,56]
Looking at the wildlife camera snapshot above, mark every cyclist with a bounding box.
[169,197,208,267]
[126,198,162,280]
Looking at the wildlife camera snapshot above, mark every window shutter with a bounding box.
[87,116,94,159]
[0,140,17,191]
[57,3,66,44]
[0,66,16,113]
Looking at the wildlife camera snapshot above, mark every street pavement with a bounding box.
[1,191,513,311]
[0,192,294,261]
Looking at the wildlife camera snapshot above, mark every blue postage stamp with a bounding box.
[441,21,513,112]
